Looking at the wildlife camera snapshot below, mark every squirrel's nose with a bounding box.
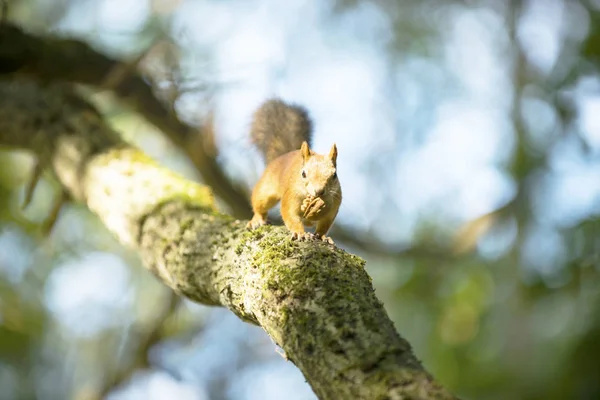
[315,188,325,197]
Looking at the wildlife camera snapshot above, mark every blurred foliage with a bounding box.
[1,0,600,399]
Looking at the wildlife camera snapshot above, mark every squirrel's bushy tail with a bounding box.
[250,98,313,164]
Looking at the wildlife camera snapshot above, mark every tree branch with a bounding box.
[0,78,458,400]
[0,23,456,261]
[0,23,252,218]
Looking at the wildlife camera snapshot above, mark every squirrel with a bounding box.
[246,98,342,244]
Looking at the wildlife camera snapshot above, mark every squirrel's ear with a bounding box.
[329,143,338,166]
[301,141,311,161]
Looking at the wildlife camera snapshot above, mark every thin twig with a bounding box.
[41,190,67,236]
[21,160,43,210]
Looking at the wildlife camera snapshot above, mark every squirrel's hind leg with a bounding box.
[314,214,337,245]
[247,184,279,230]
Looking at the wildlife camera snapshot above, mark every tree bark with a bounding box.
[0,23,252,218]
[0,79,458,400]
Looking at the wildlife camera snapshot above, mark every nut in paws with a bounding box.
[302,196,326,219]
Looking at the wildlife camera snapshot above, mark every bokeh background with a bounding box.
[1,0,600,399]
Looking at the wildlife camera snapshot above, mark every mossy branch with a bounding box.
[0,22,252,217]
[0,79,458,400]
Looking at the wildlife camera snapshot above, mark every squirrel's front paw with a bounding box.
[291,231,315,241]
[247,215,268,230]
[314,234,335,245]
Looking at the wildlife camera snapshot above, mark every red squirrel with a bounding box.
[247,99,341,244]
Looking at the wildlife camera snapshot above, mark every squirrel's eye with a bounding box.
[302,170,306,178]
[332,172,337,179]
